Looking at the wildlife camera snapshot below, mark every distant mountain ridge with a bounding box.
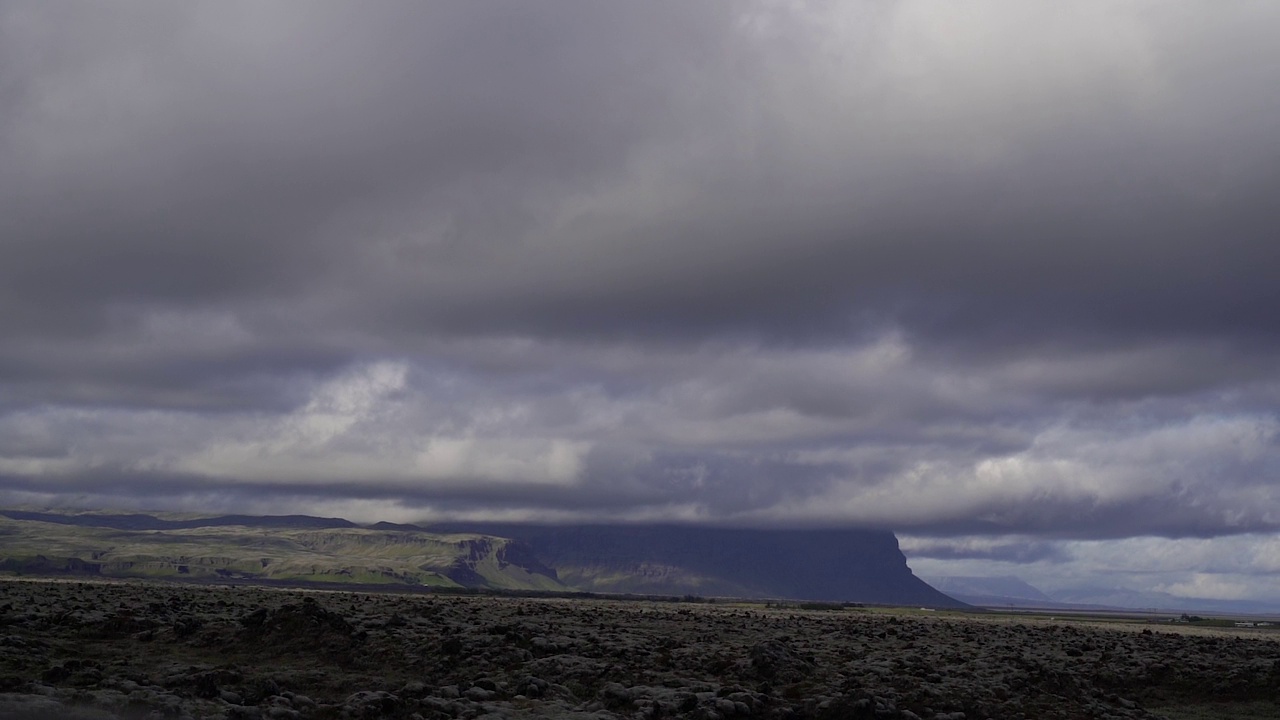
[924,574,1280,616]
[0,509,964,607]
[926,576,1056,605]
[0,510,357,531]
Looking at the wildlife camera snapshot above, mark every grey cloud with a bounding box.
[1,0,1280,580]
[3,347,1275,540]
[1,3,735,334]
[6,2,1278,358]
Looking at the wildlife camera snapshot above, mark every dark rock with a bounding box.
[749,641,813,683]
[343,690,402,718]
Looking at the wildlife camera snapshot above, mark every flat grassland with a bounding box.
[1,579,1277,720]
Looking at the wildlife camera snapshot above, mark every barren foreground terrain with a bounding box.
[1,580,1277,720]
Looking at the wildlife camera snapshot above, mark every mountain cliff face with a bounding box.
[0,510,962,607]
[431,523,963,607]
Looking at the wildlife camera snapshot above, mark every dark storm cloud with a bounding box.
[2,0,1280,597]
[0,1,747,410]
[1,4,719,322]
[7,1,1278,361]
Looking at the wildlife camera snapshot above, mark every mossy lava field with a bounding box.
[1,580,1278,720]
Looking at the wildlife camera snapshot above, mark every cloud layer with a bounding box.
[2,2,1279,598]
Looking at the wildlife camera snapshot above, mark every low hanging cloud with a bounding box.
[903,534,1280,603]
[1,0,1279,601]
[3,343,1277,542]
[896,536,1069,564]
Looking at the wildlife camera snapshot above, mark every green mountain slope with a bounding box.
[0,513,566,590]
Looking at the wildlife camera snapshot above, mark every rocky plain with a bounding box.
[1,579,1278,720]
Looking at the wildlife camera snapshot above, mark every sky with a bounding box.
[2,1,1279,603]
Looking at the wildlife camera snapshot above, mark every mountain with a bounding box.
[430,522,964,607]
[924,575,1058,607]
[0,509,357,531]
[923,574,1280,616]
[0,511,563,590]
[0,509,964,607]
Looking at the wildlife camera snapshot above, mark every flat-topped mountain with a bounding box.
[0,509,963,607]
[430,522,960,607]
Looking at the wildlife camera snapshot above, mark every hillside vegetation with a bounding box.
[0,513,566,590]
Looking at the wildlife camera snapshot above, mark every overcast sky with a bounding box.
[2,1,1279,602]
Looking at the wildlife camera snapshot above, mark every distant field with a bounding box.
[1150,702,1280,720]
[935,607,1280,639]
